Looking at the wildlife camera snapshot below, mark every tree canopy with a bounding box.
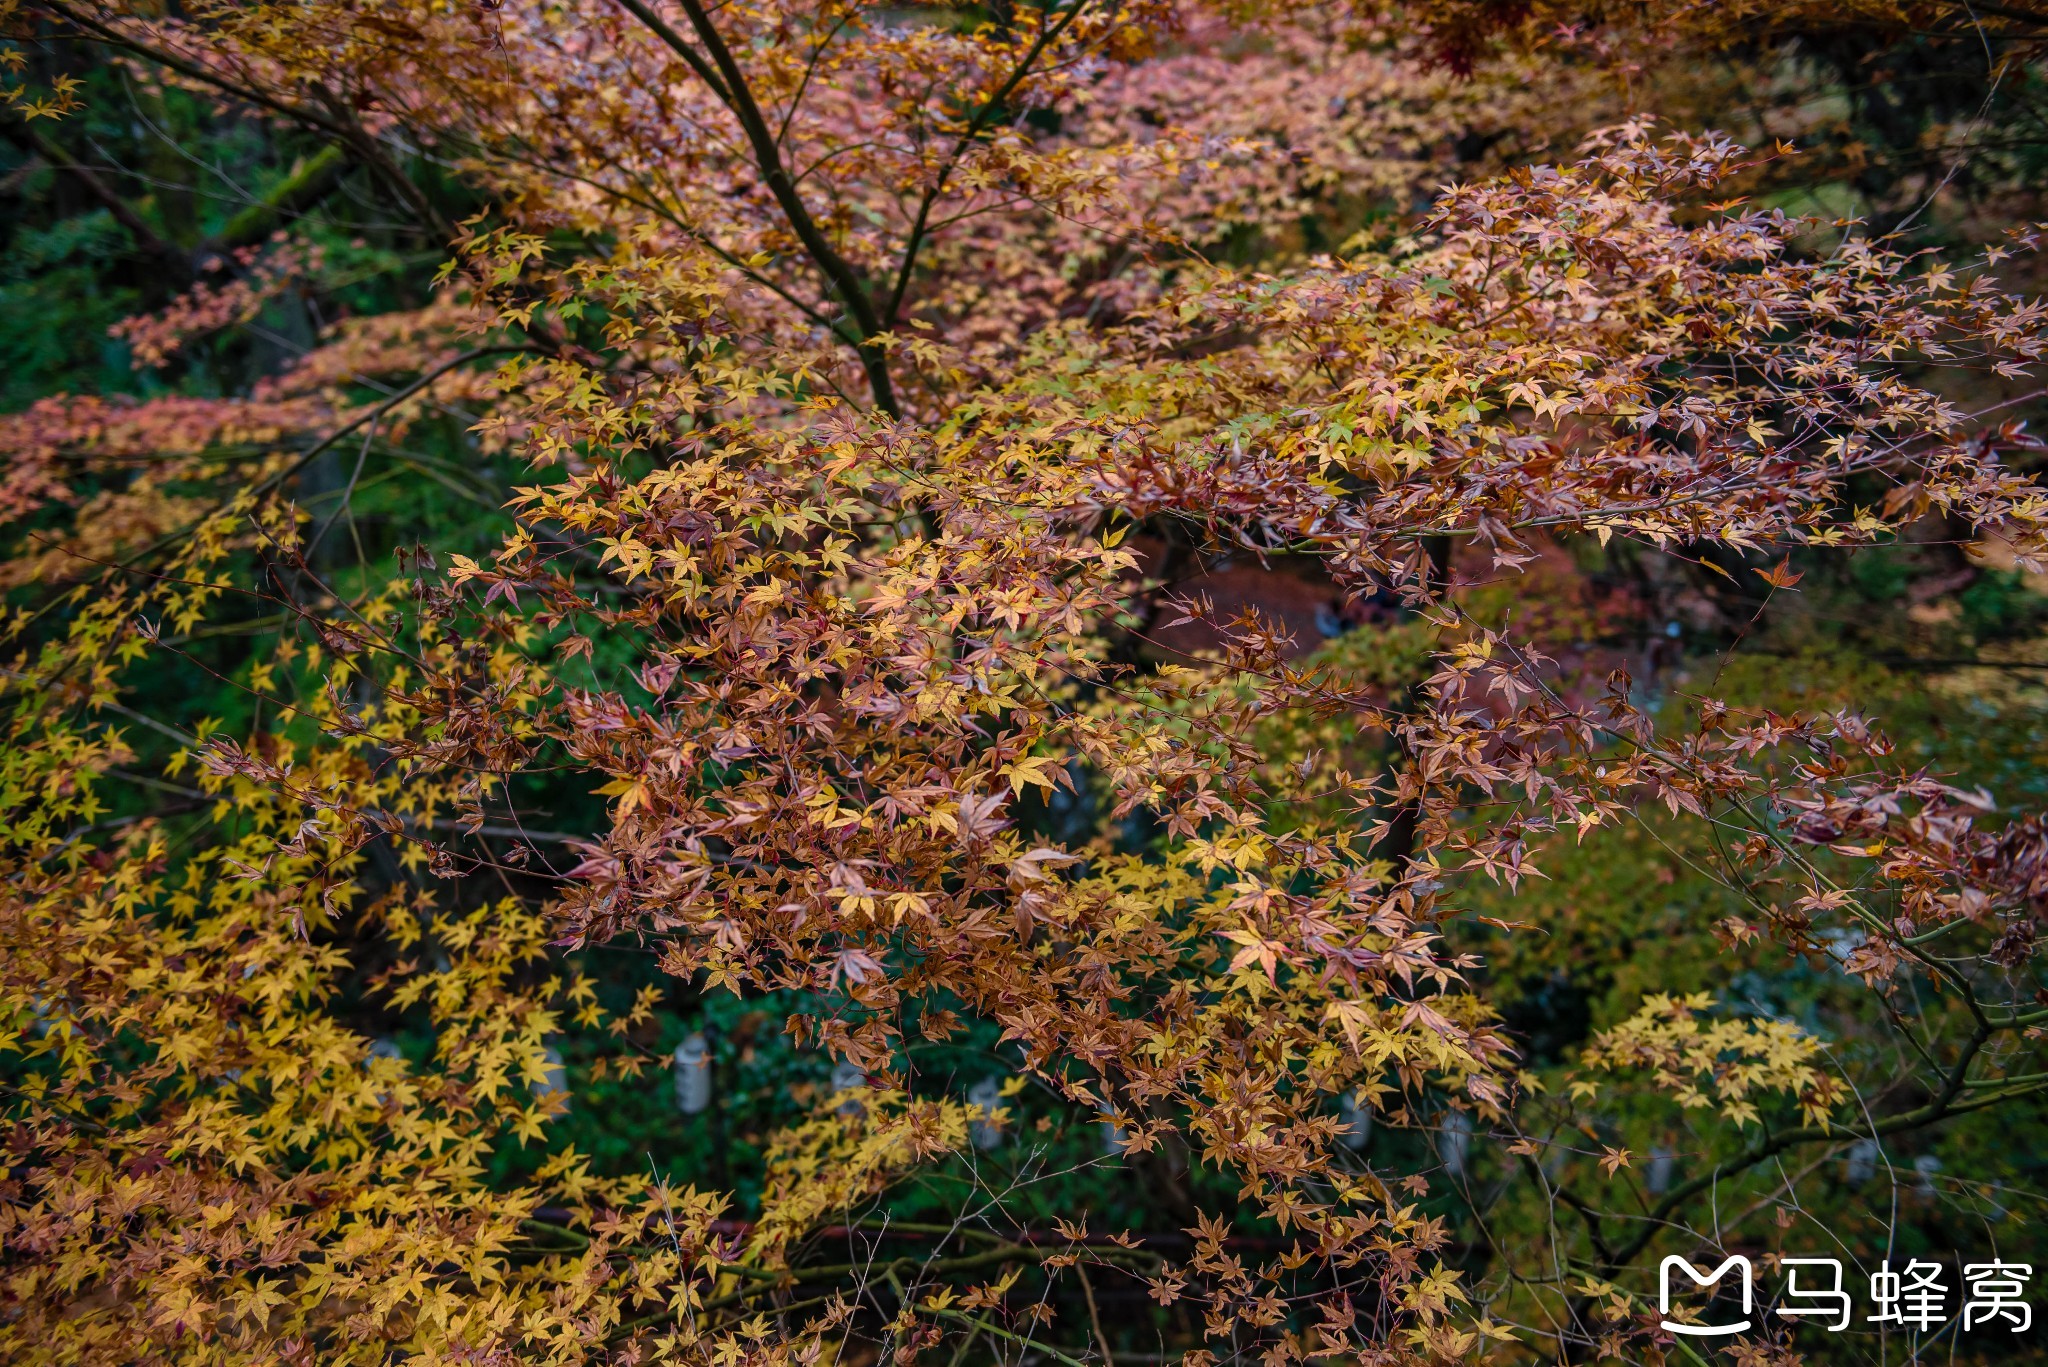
[4,1,2048,1363]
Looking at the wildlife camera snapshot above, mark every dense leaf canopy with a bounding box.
[4,0,2048,1363]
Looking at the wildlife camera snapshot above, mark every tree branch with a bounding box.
[2,118,188,270]
[1603,1020,2026,1271]
[608,0,732,103]
[39,1,450,241]
[665,0,899,416]
[884,0,1092,326]
[211,143,350,254]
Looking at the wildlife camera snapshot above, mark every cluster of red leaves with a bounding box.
[109,235,326,369]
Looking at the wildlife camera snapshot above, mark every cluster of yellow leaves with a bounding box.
[744,1086,978,1266]
[0,7,80,122]
[1574,993,1846,1130]
[0,811,689,1361]
[0,459,862,1366]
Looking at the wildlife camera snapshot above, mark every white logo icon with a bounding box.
[1659,1255,1753,1336]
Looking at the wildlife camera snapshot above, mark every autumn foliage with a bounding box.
[3,0,2048,1363]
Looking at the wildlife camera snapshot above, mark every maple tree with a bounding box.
[3,0,2048,1363]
